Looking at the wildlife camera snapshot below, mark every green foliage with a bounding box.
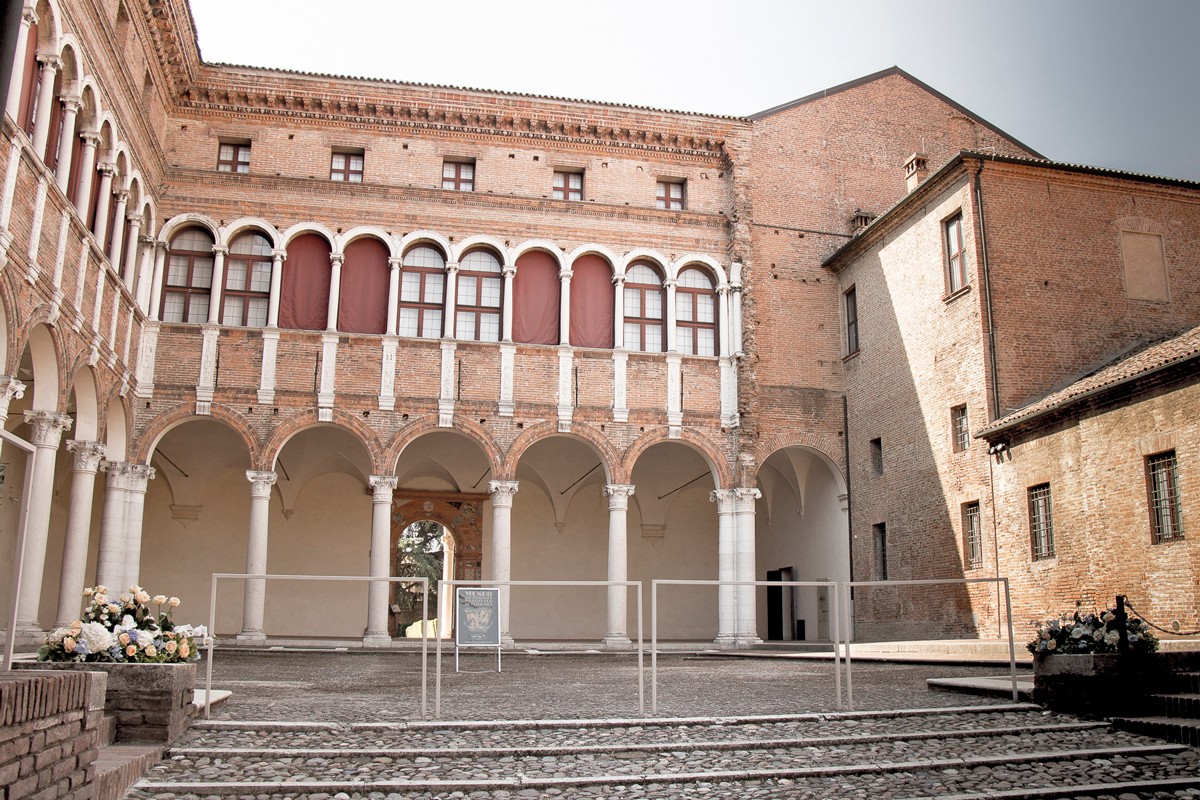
[395,521,443,615]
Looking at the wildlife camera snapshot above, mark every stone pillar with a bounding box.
[147,241,167,319]
[5,7,35,120]
[15,411,72,637]
[267,249,285,327]
[55,440,106,627]
[72,133,99,219]
[95,462,131,589]
[207,245,227,325]
[134,235,155,312]
[612,273,626,349]
[364,475,397,646]
[91,164,114,245]
[107,190,128,267]
[238,470,276,644]
[710,489,737,647]
[603,484,634,649]
[30,55,60,160]
[120,465,155,591]
[54,98,80,193]
[664,278,678,352]
[443,261,459,338]
[558,268,572,345]
[487,480,518,646]
[716,284,731,358]
[501,266,515,342]
[121,213,142,286]
[386,256,401,335]
[734,487,762,645]
[326,253,343,331]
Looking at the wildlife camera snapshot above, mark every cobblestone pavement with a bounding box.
[128,651,1200,799]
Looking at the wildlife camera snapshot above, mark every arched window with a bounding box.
[161,227,214,323]
[512,250,559,345]
[623,261,664,352]
[676,267,718,356]
[456,249,502,342]
[569,254,614,349]
[279,233,332,331]
[339,237,390,334]
[399,245,445,339]
[222,232,272,327]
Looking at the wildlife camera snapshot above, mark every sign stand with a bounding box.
[455,587,501,672]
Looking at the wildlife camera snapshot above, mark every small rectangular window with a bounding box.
[845,286,859,354]
[1028,484,1054,560]
[945,213,967,293]
[217,142,251,173]
[553,170,583,201]
[656,179,685,210]
[1147,450,1184,542]
[873,522,888,580]
[963,501,982,569]
[951,404,970,452]
[442,159,475,191]
[870,437,883,476]
[331,150,364,182]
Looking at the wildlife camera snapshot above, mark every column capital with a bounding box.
[603,484,635,509]
[709,488,736,511]
[369,475,398,501]
[79,130,102,148]
[23,410,72,447]
[127,464,155,491]
[502,265,517,278]
[611,274,626,286]
[716,282,731,296]
[35,53,60,70]
[329,253,345,267]
[487,479,519,508]
[210,244,229,256]
[246,470,277,498]
[21,7,38,26]
[61,96,82,114]
[101,460,135,488]
[664,278,678,289]
[97,161,117,177]
[125,212,143,226]
[66,440,107,471]
[388,256,403,268]
[271,249,288,261]
[446,261,460,274]
[113,189,129,203]
[734,487,761,512]
[559,268,573,281]
[0,376,27,420]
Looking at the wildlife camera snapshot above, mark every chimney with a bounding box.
[850,209,875,235]
[904,153,929,192]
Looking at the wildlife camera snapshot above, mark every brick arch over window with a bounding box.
[621,428,733,489]
[501,421,622,485]
[133,402,262,466]
[569,254,614,349]
[262,409,387,474]
[280,233,331,331]
[512,250,559,345]
[384,418,503,482]
[339,236,389,334]
[753,431,846,490]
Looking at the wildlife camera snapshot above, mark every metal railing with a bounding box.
[434,579,644,719]
[651,579,843,715]
[205,573,429,719]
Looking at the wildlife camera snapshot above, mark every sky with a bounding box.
[188,0,1200,182]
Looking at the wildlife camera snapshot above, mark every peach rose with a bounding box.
[153,595,167,605]
[168,597,180,608]
[165,641,178,654]
[144,645,157,658]
[63,637,76,652]
[125,644,137,657]
[179,643,190,658]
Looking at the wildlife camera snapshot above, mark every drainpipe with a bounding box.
[973,165,1002,419]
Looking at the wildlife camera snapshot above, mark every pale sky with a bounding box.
[188,0,1200,182]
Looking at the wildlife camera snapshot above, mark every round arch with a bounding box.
[398,230,452,260]
[22,322,60,412]
[621,427,733,489]
[509,239,564,271]
[566,243,619,269]
[261,409,386,475]
[338,225,397,258]
[451,234,506,265]
[220,217,281,249]
[103,393,127,461]
[157,212,219,244]
[385,418,503,481]
[670,254,728,285]
[133,401,261,466]
[618,248,670,278]
[753,430,846,491]
[502,421,620,485]
[68,364,98,440]
[280,221,337,249]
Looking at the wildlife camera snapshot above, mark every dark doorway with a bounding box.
[766,566,796,640]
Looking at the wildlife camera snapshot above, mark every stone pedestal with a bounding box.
[1032,653,1200,718]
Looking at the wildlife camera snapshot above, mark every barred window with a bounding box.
[1148,451,1184,542]
[952,404,970,452]
[873,522,887,581]
[963,501,982,569]
[1028,484,1054,560]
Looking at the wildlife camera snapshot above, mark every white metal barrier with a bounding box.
[435,579,644,719]
[838,577,1018,710]
[205,573,429,719]
[650,579,844,715]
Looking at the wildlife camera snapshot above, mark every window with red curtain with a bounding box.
[43,71,63,168]
[17,23,37,135]
[338,237,389,334]
[512,250,559,345]
[279,233,332,331]
[569,254,614,349]
[623,261,665,352]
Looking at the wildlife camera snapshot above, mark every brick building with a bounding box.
[0,0,1193,649]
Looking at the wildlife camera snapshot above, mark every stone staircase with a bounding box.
[126,704,1200,799]
[1114,669,1200,747]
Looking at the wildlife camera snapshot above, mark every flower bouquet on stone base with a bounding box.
[1027,603,1158,657]
[38,584,209,663]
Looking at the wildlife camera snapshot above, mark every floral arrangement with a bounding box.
[1027,604,1159,657]
[38,585,209,663]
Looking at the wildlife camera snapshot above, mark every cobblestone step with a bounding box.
[1112,715,1200,747]
[1148,693,1200,719]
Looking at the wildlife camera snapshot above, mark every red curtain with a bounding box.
[18,23,37,134]
[512,250,560,345]
[569,255,614,348]
[338,237,389,334]
[280,234,332,331]
[44,72,63,169]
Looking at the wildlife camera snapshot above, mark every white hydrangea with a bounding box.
[79,621,115,654]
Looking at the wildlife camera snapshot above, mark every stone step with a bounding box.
[1147,692,1200,719]
[1111,714,1200,747]
[92,744,164,800]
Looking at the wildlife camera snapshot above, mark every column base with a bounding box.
[736,635,763,649]
[362,633,393,648]
[603,635,632,651]
[8,623,47,648]
[501,633,516,648]
[235,630,267,646]
[713,634,739,650]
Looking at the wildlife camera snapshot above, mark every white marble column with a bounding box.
[96,461,131,589]
[386,256,401,335]
[54,98,80,193]
[121,213,142,285]
[15,411,72,637]
[147,241,167,319]
[501,266,515,342]
[30,55,60,160]
[664,278,678,352]
[72,133,99,219]
[207,245,227,324]
[710,489,737,647]
[488,480,518,646]
[107,190,128,267]
[364,475,397,646]
[91,163,114,244]
[5,7,35,120]
[267,249,285,328]
[603,484,634,649]
[121,464,155,591]
[612,273,626,349]
[238,470,276,644]
[443,261,459,339]
[734,487,762,645]
[558,267,572,345]
[55,440,106,627]
[134,235,155,312]
[326,253,343,331]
